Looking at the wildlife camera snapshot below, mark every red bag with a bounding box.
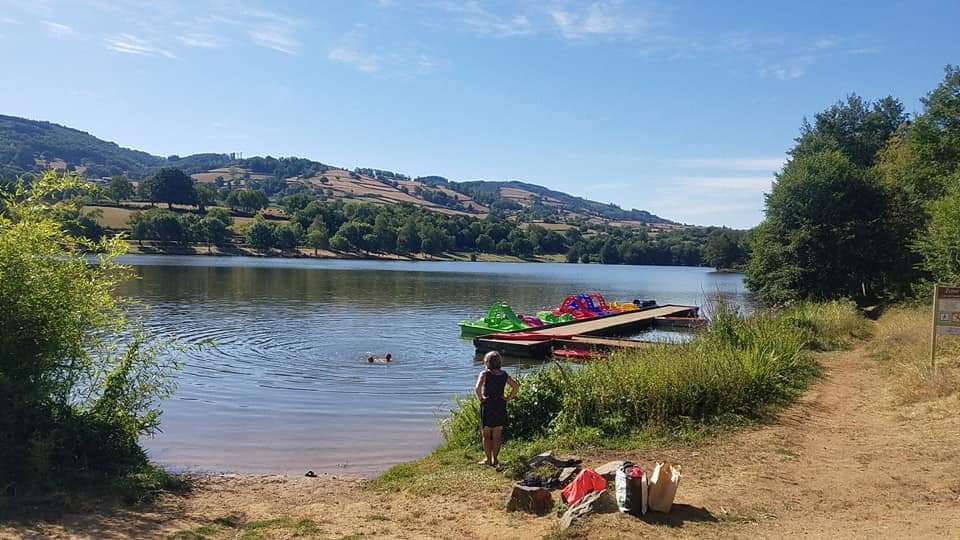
[561,468,608,505]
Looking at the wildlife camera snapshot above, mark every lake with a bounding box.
[119,256,747,476]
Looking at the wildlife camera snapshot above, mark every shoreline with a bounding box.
[122,240,565,264]
[8,341,959,539]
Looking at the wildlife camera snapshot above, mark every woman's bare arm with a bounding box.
[475,372,486,401]
[505,376,520,401]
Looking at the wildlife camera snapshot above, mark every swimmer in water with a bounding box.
[367,353,393,364]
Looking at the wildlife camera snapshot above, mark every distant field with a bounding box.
[191,168,275,183]
[84,204,287,230]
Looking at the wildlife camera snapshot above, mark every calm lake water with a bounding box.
[118,256,747,476]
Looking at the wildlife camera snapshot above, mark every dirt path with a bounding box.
[4,348,959,539]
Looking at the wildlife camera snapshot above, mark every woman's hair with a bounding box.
[483,351,502,370]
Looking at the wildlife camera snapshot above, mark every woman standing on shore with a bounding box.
[475,351,519,467]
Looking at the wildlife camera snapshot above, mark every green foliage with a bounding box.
[754,65,960,304]
[746,150,896,304]
[0,170,179,495]
[305,221,329,254]
[780,300,872,351]
[914,182,960,284]
[273,223,301,253]
[127,208,207,245]
[703,228,748,270]
[436,302,856,470]
[794,94,906,168]
[453,180,672,224]
[194,183,217,212]
[226,188,269,214]
[106,175,134,202]
[141,167,196,209]
[246,217,275,252]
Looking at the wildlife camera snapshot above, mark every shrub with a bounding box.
[440,301,841,455]
[1,170,180,498]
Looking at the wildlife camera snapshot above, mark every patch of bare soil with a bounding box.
[3,348,959,539]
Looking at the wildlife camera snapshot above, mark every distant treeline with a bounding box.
[55,166,728,265]
[121,187,722,266]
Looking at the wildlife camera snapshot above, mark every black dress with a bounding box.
[480,370,509,428]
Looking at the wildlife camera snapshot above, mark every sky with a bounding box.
[1,1,958,228]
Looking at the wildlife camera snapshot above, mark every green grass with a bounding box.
[167,516,325,540]
[374,300,868,494]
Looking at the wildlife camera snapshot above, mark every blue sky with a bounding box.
[1,1,958,228]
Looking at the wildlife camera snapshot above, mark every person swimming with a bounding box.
[367,353,392,364]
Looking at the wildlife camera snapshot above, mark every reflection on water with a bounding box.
[119,256,747,475]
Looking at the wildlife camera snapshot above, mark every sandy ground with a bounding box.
[3,347,959,539]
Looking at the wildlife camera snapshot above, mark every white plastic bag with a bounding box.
[646,461,681,513]
[616,463,648,514]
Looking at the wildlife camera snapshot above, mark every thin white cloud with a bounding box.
[429,1,534,38]
[679,176,775,191]
[241,7,303,54]
[673,157,786,172]
[177,33,223,49]
[1,16,21,25]
[328,45,381,73]
[248,28,298,54]
[759,62,808,81]
[548,1,650,39]
[42,20,75,37]
[104,33,180,59]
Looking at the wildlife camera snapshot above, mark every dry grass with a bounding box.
[869,307,960,403]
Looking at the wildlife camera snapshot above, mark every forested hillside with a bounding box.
[0,114,673,227]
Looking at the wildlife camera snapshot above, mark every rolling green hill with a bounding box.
[0,114,674,225]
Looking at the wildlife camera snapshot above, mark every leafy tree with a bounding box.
[565,244,581,263]
[54,206,106,242]
[199,216,227,248]
[1,170,178,492]
[337,220,374,251]
[246,218,275,253]
[600,239,621,264]
[194,183,218,213]
[107,175,134,202]
[143,167,196,209]
[913,181,960,284]
[794,94,906,168]
[283,193,313,215]
[226,189,269,214]
[306,225,329,255]
[274,223,301,254]
[372,214,396,252]
[421,235,440,255]
[149,210,186,243]
[128,211,150,246]
[512,236,535,258]
[746,150,891,304]
[475,233,495,253]
[206,207,234,228]
[329,232,351,251]
[396,221,420,254]
[538,230,566,254]
[703,229,747,270]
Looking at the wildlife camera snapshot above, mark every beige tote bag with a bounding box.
[646,461,681,513]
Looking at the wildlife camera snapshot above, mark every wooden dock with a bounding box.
[473,304,698,358]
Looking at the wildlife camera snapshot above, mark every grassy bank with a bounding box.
[869,306,960,403]
[372,300,869,495]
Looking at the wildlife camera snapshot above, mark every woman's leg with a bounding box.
[490,426,504,465]
[480,427,493,465]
